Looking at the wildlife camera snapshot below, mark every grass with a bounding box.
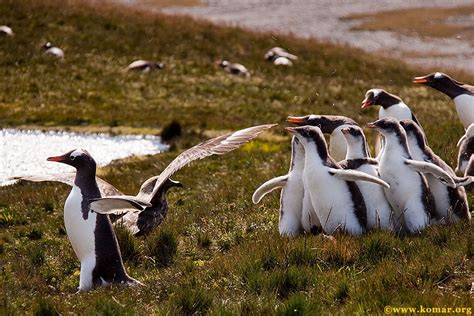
[342,5,474,40]
[0,0,473,314]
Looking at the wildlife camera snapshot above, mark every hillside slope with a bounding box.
[0,0,472,314]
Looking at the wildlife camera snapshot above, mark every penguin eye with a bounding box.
[70,155,76,161]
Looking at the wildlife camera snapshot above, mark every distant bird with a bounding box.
[400,120,470,223]
[11,124,276,237]
[456,123,474,177]
[413,72,474,129]
[366,118,456,233]
[127,60,164,72]
[287,114,358,161]
[42,42,64,59]
[287,125,390,236]
[273,56,293,66]
[217,60,250,77]
[361,88,423,156]
[0,25,14,37]
[264,47,298,62]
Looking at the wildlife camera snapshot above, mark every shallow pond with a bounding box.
[0,129,168,183]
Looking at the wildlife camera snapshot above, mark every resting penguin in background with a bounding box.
[366,118,456,233]
[339,126,394,231]
[287,115,358,162]
[127,60,164,72]
[287,125,390,236]
[252,136,321,236]
[217,60,250,77]
[42,42,64,59]
[456,123,474,178]
[264,47,298,62]
[400,120,470,223]
[413,72,474,129]
[361,89,423,157]
[11,124,275,237]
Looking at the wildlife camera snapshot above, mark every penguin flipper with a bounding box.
[404,159,456,188]
[454,175,474,187]
[328,168,390,188]
[252,175,289,204]
[89,195,151,214]
[456,134,466,148]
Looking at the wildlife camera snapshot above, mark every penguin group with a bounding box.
[3,22,473,292]
[254,74,473,237]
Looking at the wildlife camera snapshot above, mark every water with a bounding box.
[0,129,168,183]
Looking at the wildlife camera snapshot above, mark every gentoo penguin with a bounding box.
[339,126,394,231]
[11,125,276,236]
[456,123,474,176]
[399,119,470,223]
[287,125,390,236]
[287,114,358,161]
[42,42,64,59]
[217,60,250,77]
[366,118,456,233]
[0,25,14,36]
[47,149,142,291]
[264,47,298,62]
[127,60,164,72]
[361,88,424,156]
[86,125,277,224]
[413,72,474,129]
[252,136,320,236]
[273,56,293,66]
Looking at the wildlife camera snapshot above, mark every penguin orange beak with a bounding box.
[366,122,377,129]
[47,154,67,162]
[340,127,350,135]
[361,97,373,109]
[285,127,297,134]
[412,76,430,84]
[286,116,305,124]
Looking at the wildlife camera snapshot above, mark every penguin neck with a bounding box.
[345,139,370,159]
[383,134,411,159]
[289,137,305,172]
[435,81,472,99]
[74,167,100,198]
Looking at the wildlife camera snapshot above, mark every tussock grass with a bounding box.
[0,0,473,314]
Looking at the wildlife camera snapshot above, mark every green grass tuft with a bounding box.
[144,229,178,267]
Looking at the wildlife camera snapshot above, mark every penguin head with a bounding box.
[43,42,52,50]
[361,89,402,109]
[287,115,356,134]
[216,60,229,68]
[264,50,275,60]
[413,72,462,90]
[341,126,365,146]
[47,149,96,170]
[366,118,405,139]
[399,119,426,149]
[286,125,329,161]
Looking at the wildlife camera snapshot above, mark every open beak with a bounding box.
[286,127,297,134]
[361,97,373,109]
[286,116,305,125]
[412,76,430,84]
[47,154,67,162]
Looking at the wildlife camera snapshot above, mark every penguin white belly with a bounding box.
[279,170,304,236]
[329,127,349,161]
[46,47,64,58]
[301,178,321,233]
[355,164,394,231]
[453,95,474,129]
[304,165,363,235]
[425,174,453,222]
[379,104,412,121]
[64,185,97,291]
[379,159,429,232]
